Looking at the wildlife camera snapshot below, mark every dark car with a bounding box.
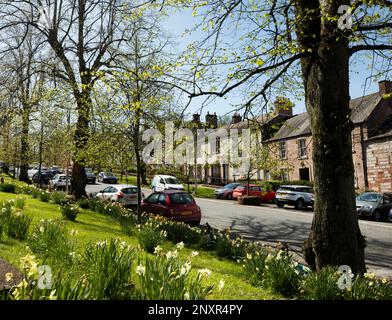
[356,192,392,222]
[32,171,55,185]
[141,190,201,226]
[85,168,96,184]
[214,183,241,199]
[97,171,117,184]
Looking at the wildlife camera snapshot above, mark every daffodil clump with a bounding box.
[135,242,224,300]
[0,199,32,241]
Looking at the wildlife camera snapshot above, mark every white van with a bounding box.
[151,175,184,192]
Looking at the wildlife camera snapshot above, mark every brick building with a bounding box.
[268,80,392,192]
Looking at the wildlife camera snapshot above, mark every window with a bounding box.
[279,141,287,159]
[122,187,137,194]
[158,193,167,205]
[169,193,194,204]
[216,137,221,154]
[281,169,289,181]
[147,193,160,203]
[298,139,307,158]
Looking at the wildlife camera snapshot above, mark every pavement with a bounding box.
[86,182,392,279]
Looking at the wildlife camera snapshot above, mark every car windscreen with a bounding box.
[225,183,240,189]
[165,177,180,184]
[169,193,194,204]
[122,187,137,194]
[356,193,381,202]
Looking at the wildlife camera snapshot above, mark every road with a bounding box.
[86,182,392,278]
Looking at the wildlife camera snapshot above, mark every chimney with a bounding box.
[205,112,218,128]
[231,113,242,124]
[192,114,200,123]
[379,80,392,95]
[274,97,293,116]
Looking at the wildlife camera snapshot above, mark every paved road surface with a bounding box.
[86,182,392,278]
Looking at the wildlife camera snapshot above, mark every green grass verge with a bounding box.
[0,191,279,300]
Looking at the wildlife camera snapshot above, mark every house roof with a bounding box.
[269,92,383,141]
[365,130,392,141]
[221,112,292,130]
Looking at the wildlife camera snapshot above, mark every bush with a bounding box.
[118,213,138,236]
[6,210,32,241]
[77,198,91,210]
[238,196,261,206]
[160,221,202,245]
[135,246,216,300]
[259,180,313,191]
[0,183,16,193]
[348,273,392,300]
[263,250,301,297]
[39,191,51,202]
[28,219,74,264]
[60,204,79,221]
[300,266,343,300]
[215,233,248,260]
[241,247,271,286]
[136,224,166,254]
[51,191,68,205]
[81,239,135,299]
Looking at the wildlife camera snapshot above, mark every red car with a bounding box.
[232,184,276,202]
[141,190,201,225]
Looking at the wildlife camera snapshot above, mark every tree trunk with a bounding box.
[19,104,30,183]
[296,0,366,274]
[71,92,91,199]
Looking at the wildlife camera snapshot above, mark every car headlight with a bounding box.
[361,205,373,211]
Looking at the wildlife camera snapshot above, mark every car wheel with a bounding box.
[226,193,233,200]
[295,198,305,210]
[373,210,382,222]
[276,201,284,208]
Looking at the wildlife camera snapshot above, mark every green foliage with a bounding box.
[348,274,392,300]
[28,219,74,264]
[77,198,91,209]
[60,204,79,221]
[80,239,135,299]
[259,180,313,191]
[135,247,216,300]
[14,197,26,210]
[241,247,271,286]
[263,251,301,297]
[5,210,32,241]
[0,183,16,193]
[50,191,68,205]
[39,191,51,202]
[160,220,202,245]
[118,213,138,236]
[300,266,343,300]
[215,233,248,260]
[136,223,166,253]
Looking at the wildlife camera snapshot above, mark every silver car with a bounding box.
[275,185,314,210]
[95,184,145,208]
[356,192,392,222]
[49,174,72,190]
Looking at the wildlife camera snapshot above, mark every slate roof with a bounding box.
[269,92,383,141]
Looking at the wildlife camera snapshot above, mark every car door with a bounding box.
[380,195,392,216]
[156,193,169,217]
[249,186,259,197]
[143,193,160,214]
[157,178,165,191]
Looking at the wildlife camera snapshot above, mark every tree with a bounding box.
[175,0,392,274]
[0,0,159,198]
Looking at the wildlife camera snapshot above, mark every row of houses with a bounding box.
[193,80,392,193]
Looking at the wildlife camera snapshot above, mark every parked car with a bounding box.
[95,184,144,208]
[50,166,63,175]
[85,168,96,184]
[356,192,392,222]
[232,184,276,202]
[389,208,392,222]
[141,190,201,225]
[97,172,117,184]
[32,171,55,185]
[151,175,184,191]
[275,185,314,210]
[49,174,72,190]
[214,183,241,199]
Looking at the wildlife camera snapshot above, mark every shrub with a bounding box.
[0,183,16,193]
[77,198,90,210]
[136,224,166,253]
[215,233,248,260]
[14,197,26,210]
[28,219,74,264]
[118,213,138,236]
[300,266,343,300]
[6,210,32,241]
[263,250,301,297]
[238,196,261,206]
[39,191,51,202]
[80,239,135,299]
[51,191,68,205]
[160,221,202,245]
[135,246,217,300]
[241,246,271,286]
[348,273,392,300]
[60,204,79,221]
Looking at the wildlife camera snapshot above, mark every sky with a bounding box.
[161,7,387,121]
